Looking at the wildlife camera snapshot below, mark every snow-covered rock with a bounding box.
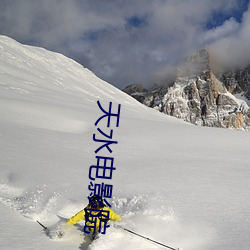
[124,49,250,130]
[217,65,250,100]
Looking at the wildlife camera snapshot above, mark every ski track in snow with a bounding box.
[0,180,211,250]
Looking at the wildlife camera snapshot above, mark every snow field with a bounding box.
[0,36,250,250]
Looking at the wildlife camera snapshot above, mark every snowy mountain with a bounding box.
[217,65,250,100]
[0,36,250,250]
[124,49,250,130]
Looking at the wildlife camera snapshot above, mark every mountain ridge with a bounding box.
[123,49,250,130]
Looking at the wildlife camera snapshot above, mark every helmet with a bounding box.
[89,195,104,209]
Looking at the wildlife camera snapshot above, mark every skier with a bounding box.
[66,195,122,239]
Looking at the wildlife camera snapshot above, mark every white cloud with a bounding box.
[200,18,240,45]
[209,5,250,68]
[0,0,249,88]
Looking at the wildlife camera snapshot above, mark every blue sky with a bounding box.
[0,0,249,89]
[206,0,249,28]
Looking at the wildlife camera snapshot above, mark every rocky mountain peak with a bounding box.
[123,49,250,130]
[177,48,210,78]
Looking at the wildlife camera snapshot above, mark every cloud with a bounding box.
[200,18,240,45]
[209,4,250,69]
[0,0,249,88]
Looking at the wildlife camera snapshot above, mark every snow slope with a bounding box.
[0,35,250,250]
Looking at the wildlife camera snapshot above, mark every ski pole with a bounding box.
[122,227,180,250]
[37,220,48,231]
